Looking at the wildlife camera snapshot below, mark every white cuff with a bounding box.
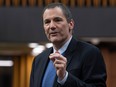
[57,71,68,85]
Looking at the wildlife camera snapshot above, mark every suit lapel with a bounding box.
[53,37,78,87]
[64,37,77,69]
[36,47,53,87]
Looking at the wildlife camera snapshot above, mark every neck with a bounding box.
[53,43,63,51]
[53,36,72,51]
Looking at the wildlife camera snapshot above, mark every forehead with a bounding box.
[43,7,66,19]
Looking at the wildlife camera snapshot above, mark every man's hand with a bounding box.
[49,52,67,80]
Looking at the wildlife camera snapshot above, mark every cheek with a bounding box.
[44,27,48,34]
[62,25,70,33]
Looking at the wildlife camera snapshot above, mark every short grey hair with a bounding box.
[42,3,73,23]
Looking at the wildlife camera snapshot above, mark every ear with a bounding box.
[69,19,74,31]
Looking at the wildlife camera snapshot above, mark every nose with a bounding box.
[49,21,56,29]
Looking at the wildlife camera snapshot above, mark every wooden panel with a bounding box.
[45,0,52,5]
[93,0,100,7]
[109,0,115,7]
[29,0,35,7]
[86,0,91,7]
[5,0,11,7]
[61,0,68,5]
[110,52,116,87]
[102,0,107,7]
[38,0,43,7]
[1,0,116,7]
[13,57,20,87]
[101,48,111,87]
[101,48,116,87]
[12,0,20,7]
[70,0,75,7]
[54,0,60,3]
[26,55,34,87]
[20,56,26,87]
[0,0,3,6]
[22,0,27,7]
[77,0,84,7]
[12,55,34,87]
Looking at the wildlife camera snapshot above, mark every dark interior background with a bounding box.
[0,7,116,43]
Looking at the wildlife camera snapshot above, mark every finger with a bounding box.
[54,60,66,69]
[50,53,66,61]
[54,64,66,70]
[54,59,66,65]
[49,53,56,62]
[55,55,67,63]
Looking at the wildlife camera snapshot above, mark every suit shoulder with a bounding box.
[77,40,100,53]
[34,47,52,61]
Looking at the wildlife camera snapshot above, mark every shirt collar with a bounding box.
[53,36,72,54]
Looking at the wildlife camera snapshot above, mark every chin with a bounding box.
[50,38,60,43]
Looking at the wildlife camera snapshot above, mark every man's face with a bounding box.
[43,7,74,44]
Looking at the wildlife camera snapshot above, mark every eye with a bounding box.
[54,17,62,22]
[44,20,50,24]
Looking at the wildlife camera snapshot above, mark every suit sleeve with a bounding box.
[59,47,107,87]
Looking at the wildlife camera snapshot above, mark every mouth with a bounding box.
[50,32,58,36]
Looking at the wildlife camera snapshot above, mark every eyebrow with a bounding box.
[54,17,63,20]
[44,16,63,21]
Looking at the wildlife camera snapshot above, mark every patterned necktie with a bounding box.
[42,60,56,87]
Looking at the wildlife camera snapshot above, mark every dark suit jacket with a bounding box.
[30,37,107,87]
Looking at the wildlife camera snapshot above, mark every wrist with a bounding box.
[57,71,68,85]
[60,71,66,80]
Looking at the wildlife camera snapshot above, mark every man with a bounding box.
[30,3,107,87]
